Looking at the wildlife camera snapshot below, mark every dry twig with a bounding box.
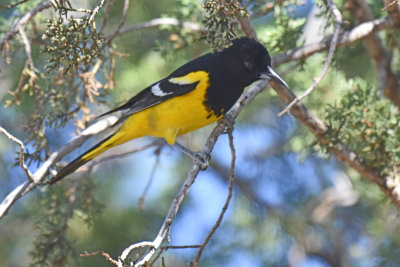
[81,251,119,266]
[277,0,343,116]
[0,127,32,180]
[18,25,35,70]
[0,0,31,9]
[149,245,201,266]
[382,0,400,11]
[87,0,106,27]
[105,0,129,44]
[139,145,163,210]
[190,126,236,266]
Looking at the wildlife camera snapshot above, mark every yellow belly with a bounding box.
[113,70,221,145]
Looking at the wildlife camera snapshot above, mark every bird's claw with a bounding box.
[193,151,210,170]
[220,114,235,133]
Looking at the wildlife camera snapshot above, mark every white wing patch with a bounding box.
[151,82,172,97]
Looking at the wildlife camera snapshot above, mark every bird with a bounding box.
[48,37,289,184]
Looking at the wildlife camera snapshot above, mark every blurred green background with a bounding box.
[1,0,400,266]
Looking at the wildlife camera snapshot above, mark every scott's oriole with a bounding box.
[49,37,289,184]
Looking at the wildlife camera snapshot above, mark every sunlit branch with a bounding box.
[18,25,35,70]
[0,127,32,180]
[272,17,394,66]
[88,0,106,26]
[0,115,120,218]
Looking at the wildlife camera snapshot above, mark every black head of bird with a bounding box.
[228,37,289,89]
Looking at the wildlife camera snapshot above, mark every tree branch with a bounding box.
[272,17,394,66]
[269,79,400,209]
[0,115,119,218]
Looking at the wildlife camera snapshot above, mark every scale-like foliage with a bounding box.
[324,85,400,177]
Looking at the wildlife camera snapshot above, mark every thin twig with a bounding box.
[86,141,162,170]
[132,165,203,266]
[139,146,163,210]
[277,0,343,116]
[87,0,106,27]
[383,0,400,26]
[162,245,201,249]
[129,81,269,267]
[210,161,279,216]
[99,0,115,33]
[382,0,400,11]
[0,127,33,181]
[269,78,400,209]
[18,25,35,70]
[149,245,201,266]
[80,251,119,266]
[0,0,31,9]
[272,17,393,66]
[190,126,236,266]
[104,0,129,45]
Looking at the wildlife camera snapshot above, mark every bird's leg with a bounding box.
[172,115,235,170]
[173,142,210,170]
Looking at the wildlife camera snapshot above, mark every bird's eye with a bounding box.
[244,60,255,72]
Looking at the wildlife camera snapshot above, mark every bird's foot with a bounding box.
[219,114,235,134]
[192,150,210,170]
[173,142,210,170]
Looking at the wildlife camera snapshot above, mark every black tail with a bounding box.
[48,157,87,184]
[48,133,115,185]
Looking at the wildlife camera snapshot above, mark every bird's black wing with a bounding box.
[100,78,199,125]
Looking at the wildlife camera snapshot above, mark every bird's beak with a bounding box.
[260,66,290,89]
